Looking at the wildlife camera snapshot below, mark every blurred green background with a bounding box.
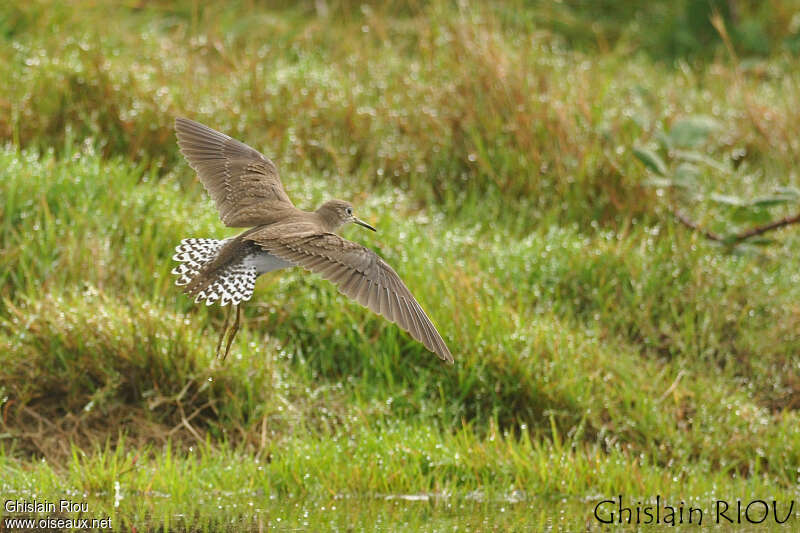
[2,0,800,530]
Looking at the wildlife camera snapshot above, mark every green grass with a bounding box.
[2,424,795,530]
[2,0,800,530]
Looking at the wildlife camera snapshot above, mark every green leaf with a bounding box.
[642,177,679,188]
[674,150,730,174]
[633,147,667,176]
[750,195,795,208]
[656,131,672,151]
[668,115,720,148]
[773,186,800,199]
[673,162,700,185]
[731,207,771,225]
[710,193,746,206]
[746,237,777,246]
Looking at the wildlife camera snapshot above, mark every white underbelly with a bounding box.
[243,251,294,275]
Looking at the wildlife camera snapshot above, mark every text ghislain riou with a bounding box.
[594,495,796,526]
[5,499,88,514]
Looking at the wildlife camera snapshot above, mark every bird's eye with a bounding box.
[346,207,353,216]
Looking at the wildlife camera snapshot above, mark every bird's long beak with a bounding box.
[353,217,376,232]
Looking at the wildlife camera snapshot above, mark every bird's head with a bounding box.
[316,199,376,233]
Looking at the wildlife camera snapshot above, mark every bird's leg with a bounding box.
[221,303,241,360]
[216,304,233,359]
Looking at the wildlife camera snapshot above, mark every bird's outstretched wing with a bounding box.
[247,231,453,363]
[175,117,294,227]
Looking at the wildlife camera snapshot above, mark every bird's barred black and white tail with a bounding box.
[171,238,257,307]
[172,238,223,285]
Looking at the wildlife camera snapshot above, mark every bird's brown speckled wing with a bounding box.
[175,117,293,227]
[248,231,453,363]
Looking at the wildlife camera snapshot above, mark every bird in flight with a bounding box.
[171,117,453,363]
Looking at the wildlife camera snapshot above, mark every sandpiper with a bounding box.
[171,117,453,363]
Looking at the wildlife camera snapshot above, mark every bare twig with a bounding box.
[671,209,800,244]
[672,210,723,241]
[260,414,268,455]
[171,402,204,443]
[729,212,800,242]
[658,370,687,403]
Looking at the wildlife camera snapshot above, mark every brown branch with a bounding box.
[731,212,800,242]
[672,210,723,241]
[671,209,800,244]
